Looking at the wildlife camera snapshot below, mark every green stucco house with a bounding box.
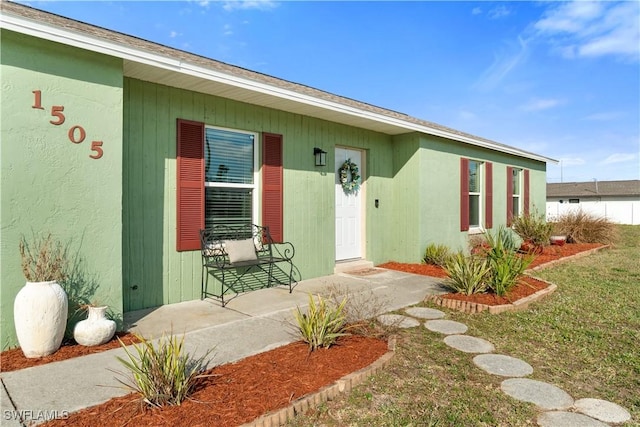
[0,2,556,349]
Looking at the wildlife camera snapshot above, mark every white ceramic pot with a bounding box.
[14,281,68,358]
[73,306,116,346]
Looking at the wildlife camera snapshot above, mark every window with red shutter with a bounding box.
[176,119,204,251]
[262,133,283,243]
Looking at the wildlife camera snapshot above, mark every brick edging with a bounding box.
[241,336,397,427]
[426,244,609,315]
[528,244,610,271]
[425,279,558,314]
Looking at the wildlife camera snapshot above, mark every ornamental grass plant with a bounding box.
[551,209,618,244]
[294,293,349,351]
[113,332,213,407]
[19,233,69,282]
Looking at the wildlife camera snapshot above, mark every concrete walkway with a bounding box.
[385,309,632,426]
[0,268,445,427]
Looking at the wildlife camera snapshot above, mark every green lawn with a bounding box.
[289,225,640,427]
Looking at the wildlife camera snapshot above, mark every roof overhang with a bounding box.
[1,7,558,164]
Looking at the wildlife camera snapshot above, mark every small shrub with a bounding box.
[552,210,618,244]
[512,211,553,247]
[19,233,69,282]
[113,332,212,407]
[294,293,349,351]
[324,283,392,338]
[443,253,491,295]
[423,243,452,267]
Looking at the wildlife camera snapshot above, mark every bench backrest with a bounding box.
[200,224,275,264]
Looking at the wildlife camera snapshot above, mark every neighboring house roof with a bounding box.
[547,180,640,198]
[1,1,557,164]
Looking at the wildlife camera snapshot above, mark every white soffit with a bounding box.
[1,9,557,163]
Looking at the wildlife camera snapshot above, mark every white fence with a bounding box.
[546,199,640,225]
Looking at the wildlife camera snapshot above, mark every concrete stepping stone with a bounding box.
[424,319,468,335]
[574,398,631,424]
[537,411,609,427]
[501,378,574,410]
[473,354,533,377]
[404,307,445,319]
[377,314,420,329]
[444,335,495,353]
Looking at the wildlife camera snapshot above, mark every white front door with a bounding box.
[335,148,363,261]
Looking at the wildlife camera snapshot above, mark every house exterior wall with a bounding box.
[0,30,123,349]
[122,78,396,311]
[418,134,547,254]
[546,197,640,225]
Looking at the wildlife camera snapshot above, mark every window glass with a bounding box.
[468,160,482,228]
[512,168,520,195]
[469,195,480,227]
[204,127,256,228]
[205,128,254,184]
[469,161,480,193]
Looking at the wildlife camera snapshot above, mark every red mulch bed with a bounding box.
[40,335,387,427]
[1,332,141,373]
[379,242,605,306]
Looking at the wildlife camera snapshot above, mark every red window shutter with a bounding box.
[485,162,493,229]
[176,119,204,251]
[460,158,470,232]
[506,166,514,226]
[262,132,283,243]
[524,169,530,216]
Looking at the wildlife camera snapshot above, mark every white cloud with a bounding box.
[222,0,278,12]
[600,153,637,165]
[488,5,511,20]
[520,98,565,112]
[534,1,640,61]
[169,30,180,38]
[223,24,233,36]
[473,36,529,91]
[472,7,482,16]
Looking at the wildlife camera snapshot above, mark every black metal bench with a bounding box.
[200,224,297,306]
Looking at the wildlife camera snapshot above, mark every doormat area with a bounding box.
[344,268,386,276]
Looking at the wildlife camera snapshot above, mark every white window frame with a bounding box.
[512,168,522,218]
[468,160,483,233]
[204,125,259,225]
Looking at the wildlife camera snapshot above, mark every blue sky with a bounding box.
[20,0,640,183]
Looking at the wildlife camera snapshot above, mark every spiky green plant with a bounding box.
[443,253,491,295]
[423,243,453,267]
[113,332,213,407]
[486,251,533,296]
[294,293,349,351]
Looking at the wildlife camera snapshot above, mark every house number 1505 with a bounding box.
[31,90,104,159]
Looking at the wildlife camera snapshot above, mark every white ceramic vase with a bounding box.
[73,306,116,346]
[14,281,68,358]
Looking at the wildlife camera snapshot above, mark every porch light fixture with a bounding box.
[313,147,327,167]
